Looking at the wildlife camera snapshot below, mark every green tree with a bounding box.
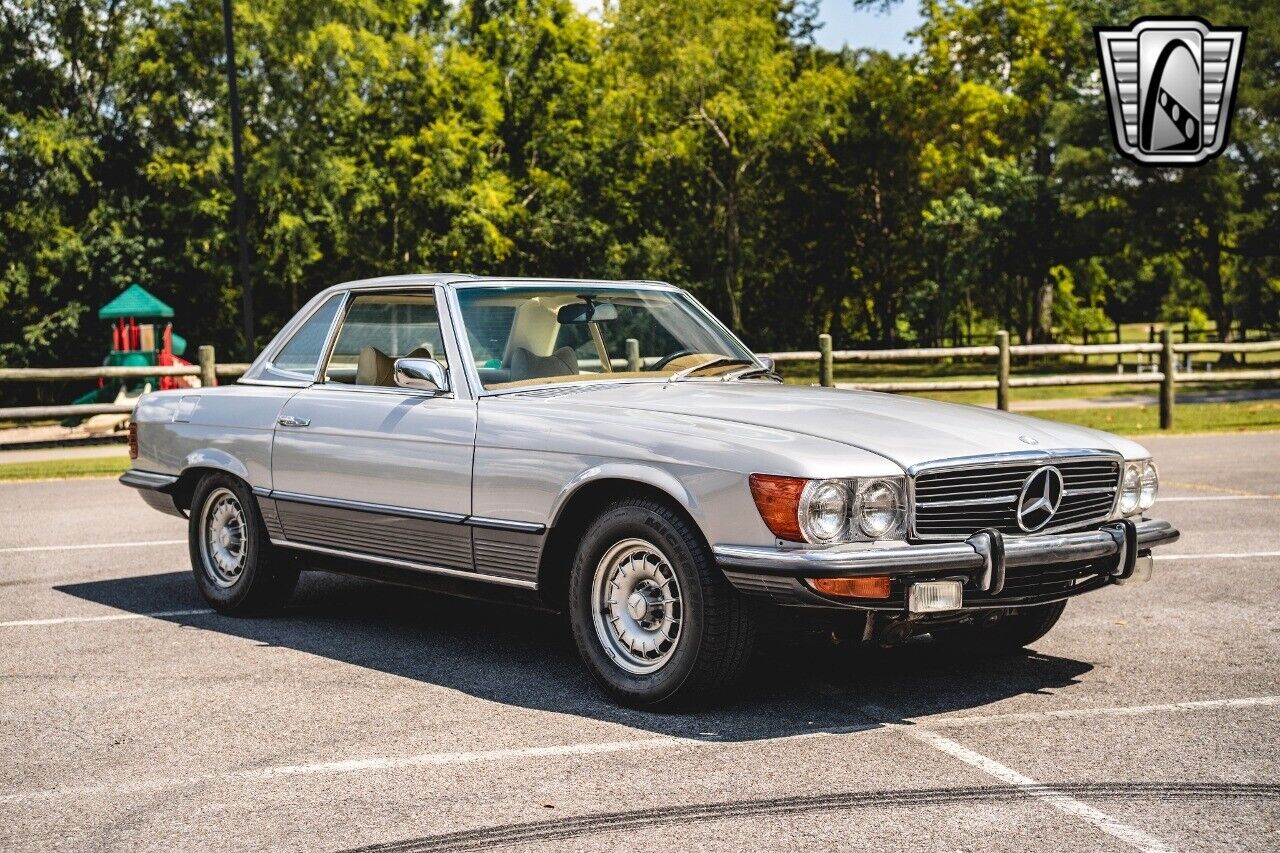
[597,0,841,331]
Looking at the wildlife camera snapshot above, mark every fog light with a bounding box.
[811,576,891,599]
[907,580,963,613]
[1115,554,1153,586]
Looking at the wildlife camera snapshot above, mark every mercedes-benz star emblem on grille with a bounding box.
[1017,466,1064,532]
[1095,17,1245,166]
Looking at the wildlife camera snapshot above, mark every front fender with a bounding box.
[549,462,702,527]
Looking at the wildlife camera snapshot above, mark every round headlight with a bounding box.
[1139,460,1158,510]
[857,479,904,539]
[1119,462,1142,515]
[799,480,850,543]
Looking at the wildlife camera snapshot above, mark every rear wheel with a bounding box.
[189,473,299,613]
[568,497,755,709]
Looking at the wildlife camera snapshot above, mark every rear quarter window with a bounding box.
[270,294,344,377]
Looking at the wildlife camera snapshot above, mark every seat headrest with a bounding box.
[509,346,578,382]
[356,345,396,386]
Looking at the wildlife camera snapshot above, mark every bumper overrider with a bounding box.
[715,518,1179,612]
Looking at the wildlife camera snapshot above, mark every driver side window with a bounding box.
[323,292,446,387]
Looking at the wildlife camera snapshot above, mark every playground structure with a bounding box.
[67,284,203,433]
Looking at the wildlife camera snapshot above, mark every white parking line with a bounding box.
[1157,551,1280,561]
[1,693,1271,808]
[0,539,185,554]
[0,736,688,804]
[1158,495,1276,502]
[889,721,1174,853]
[0,609,212,628]
[921,696,1280,728]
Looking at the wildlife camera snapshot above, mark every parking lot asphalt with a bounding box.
[1,431,1277,852]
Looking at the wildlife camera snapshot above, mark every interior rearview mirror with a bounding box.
[557,301,618,324]
[394,358,450,394]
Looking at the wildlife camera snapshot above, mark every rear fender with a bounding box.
[183,448,252,484]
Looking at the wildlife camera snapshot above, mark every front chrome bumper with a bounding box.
[715,518,1179,610]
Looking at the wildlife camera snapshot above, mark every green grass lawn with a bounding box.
[0,455,130,482]
[1025,400,1280,435]
[782,366,1274,405]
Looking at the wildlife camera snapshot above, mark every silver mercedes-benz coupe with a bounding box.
[122,275,1179,708]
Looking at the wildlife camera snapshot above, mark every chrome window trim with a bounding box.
[303,285,477,401]
[311,288,355,384]
[238,378,312,388]
[907,450,1123,541]
[311,382,457,401]
[479,375,778,399]
[438,283,482,400]
[238,275,675,384]
[244,291,349,385]
[453,278,680,292]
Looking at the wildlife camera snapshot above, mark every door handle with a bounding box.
[277,415,311,428]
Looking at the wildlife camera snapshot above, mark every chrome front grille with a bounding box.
[911,455,1120,540]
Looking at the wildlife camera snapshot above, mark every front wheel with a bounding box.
[189,473,299,614]
[939,601,1067,655]
[568,498,755,709]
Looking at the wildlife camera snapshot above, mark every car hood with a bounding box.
[556,381,1142,471]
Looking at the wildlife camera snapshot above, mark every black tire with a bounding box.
[188,473,299,614]
[943,601,1067,655]
[568,497,755,709]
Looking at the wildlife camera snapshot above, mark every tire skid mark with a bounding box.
[337,783,1280,852]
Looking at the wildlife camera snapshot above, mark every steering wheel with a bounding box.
[646,349,697,371]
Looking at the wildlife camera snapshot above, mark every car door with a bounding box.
[266,288,478,575]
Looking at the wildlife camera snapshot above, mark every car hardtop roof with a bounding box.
[319,274,678,298]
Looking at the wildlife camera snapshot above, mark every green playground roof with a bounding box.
[98,283,175,320]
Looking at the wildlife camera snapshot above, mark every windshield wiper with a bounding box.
[720,364,783,383]
[666,357,753,384]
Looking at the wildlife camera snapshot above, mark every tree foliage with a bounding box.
[1,0,1276,369]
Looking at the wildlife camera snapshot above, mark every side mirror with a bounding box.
[394,358,450,394]
[757,356,776,374]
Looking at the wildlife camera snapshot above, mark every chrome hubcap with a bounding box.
[591,538,683,675]
[199,487,247,589]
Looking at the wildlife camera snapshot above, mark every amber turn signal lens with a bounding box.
[128,422,139,460]
[811,576,891,599]
[748,473,806,541]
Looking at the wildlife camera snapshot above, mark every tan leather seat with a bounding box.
[509,346,578,382]
[356,345,437,387]
[356,346,396,386]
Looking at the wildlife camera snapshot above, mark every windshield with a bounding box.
[454,285,757,391]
